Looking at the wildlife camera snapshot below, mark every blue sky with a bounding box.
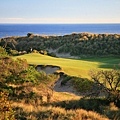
[0,0,120,23]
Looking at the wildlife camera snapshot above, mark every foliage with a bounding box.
[60,74,93,93]
[89,69,120,105]
[21,66,41,83]
[72,77,93,92]
[9,49,19,56]
[1,33,120,56]
[0,46,8,58]
[0,57,29,84]
[1,33,120,119]
[0,92,15,120]
[53,97,120,120]
[0,57,58,88]
[0,37,17,49]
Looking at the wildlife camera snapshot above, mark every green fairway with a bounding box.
[14,53,120,78]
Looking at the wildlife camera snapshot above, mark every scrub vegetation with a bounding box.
[0,32,120,120]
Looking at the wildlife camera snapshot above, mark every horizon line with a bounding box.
[0,22,120,24]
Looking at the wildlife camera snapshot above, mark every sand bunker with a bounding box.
[36,65,61,74]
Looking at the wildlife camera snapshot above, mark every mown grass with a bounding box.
[14,53,120,78]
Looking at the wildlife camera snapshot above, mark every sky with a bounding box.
[0,0,120,24]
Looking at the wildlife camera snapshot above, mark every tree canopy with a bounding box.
[0,33,120,56]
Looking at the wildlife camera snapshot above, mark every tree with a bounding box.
[1,38,17,49]
[89,69,120,105]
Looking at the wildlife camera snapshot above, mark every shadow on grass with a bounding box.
[51,97,120,120]
[52,98,109,112]
[80,56,120,69]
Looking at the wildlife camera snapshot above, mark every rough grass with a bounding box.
[14,53,120,78]
[11,85,109,120]
[13,103,109,120]
[9,81,119,120]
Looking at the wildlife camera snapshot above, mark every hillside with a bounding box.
[0,33,120,57]
[0,55,111,120]
[0,45,120,120]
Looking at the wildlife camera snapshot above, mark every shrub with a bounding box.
[72,77,93,92]
[89,69,120,106]
[10,49,19,56]
[0,92,15,120]
[0,47,8,58]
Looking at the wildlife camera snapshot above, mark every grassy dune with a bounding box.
[14,53,120,78]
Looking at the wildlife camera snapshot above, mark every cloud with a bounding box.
[7,18,25,20]
[0,17,120,23]
[0,18,25,20]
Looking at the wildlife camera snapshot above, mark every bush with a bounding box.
[10,49,19,56]
[0,47,8,58]
[72,77,93,92]
[0,92,15,120]
[89,69,120,106]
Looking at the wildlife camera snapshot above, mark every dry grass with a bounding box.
[11,83,109,120]
[12,102,109,120]
[6,72,118,120]
[52,92,81,102]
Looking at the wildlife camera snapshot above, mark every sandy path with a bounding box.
[36,65,81,98]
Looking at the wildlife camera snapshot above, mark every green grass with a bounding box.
[13,53,120,78]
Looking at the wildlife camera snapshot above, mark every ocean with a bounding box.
[0,24,120,38]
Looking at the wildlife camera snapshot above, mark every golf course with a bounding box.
[14,53,120,78]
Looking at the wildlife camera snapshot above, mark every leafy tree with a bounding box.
[89,69,120,106]
[0,37,17,49]
[1,33,120,56]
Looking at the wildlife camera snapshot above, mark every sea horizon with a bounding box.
[0,23,120,38]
